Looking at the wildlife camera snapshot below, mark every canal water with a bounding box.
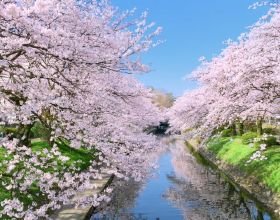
[91,139,273,220]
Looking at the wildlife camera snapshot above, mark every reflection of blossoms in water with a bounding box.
[165,140,263,220]
[91,179,147,220]
[91,140,169,220]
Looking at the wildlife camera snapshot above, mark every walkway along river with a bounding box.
[90,138,274,220]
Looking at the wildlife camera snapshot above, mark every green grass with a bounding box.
[30,140,94,171]
[207,136,280,193]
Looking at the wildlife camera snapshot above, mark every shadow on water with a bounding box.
[91,139,274,220]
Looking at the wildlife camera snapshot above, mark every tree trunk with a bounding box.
[47,132,54,147]
[232,123,237,136]
[256,118,263,136]
[235,120,244,136]
[17,123,34,146]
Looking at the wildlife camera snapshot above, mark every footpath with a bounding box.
[50,175,112,220]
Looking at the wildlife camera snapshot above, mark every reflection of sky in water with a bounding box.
[92,140,273,220]
[131,154,183,220]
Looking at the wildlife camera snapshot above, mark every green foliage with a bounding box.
[208,137,256,165]
[213,126,225,134]
[263,127,278,135]
[220,128,234,137]
[30,122,50,140]
[263,136,277,147]
[208,136,280,193]
[0,126,18,136]
[241,132,258,144]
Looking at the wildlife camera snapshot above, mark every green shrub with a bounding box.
[30,122,50,140]
[220,128,234,137]
[263,127,279,135]
[0,126,18,137]
[263,136,278,147]
[241,132,258,144]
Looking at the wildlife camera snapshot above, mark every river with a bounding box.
[91,139,273,220]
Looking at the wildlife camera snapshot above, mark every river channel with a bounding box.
[91,139,273,220]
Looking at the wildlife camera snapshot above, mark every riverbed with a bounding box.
[91,139,273,220]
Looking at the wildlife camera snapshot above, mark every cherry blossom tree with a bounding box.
[0,0,162,219]
[169,5,280,139]
[168,87,210,135]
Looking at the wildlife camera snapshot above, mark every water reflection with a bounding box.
[91,179,146,220]
[166,141,270,220]
[91,139,272,220]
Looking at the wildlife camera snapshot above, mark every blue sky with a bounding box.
[112,0,268,96]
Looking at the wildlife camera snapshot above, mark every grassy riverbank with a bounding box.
[207,136,280,194]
